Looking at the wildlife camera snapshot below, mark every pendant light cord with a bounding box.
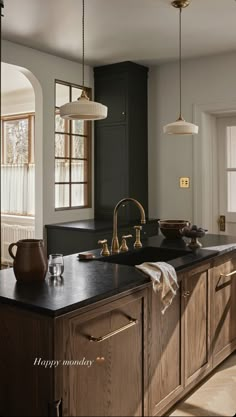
[179,7,183,120]
[82,0,85,90]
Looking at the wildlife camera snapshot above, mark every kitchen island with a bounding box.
[0,234,236,416]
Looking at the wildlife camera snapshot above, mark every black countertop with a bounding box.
[45,218,158,232]
[0,234,236,317]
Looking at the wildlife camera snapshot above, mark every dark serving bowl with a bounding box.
[158,219,190,239]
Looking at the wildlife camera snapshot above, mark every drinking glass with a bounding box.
[48,254,64,277]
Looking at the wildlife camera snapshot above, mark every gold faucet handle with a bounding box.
[98,239,110,257]
[134,226,143,249]
[120,234,133,252]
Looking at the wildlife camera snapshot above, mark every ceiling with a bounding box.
[1,63,32,94]
[2,0,236,66]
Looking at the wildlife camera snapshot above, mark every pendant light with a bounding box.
[163,0,198,135]
[60,0,107,120]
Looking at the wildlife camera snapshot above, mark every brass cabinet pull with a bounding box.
[220,270,236,278]
[48,399,62,417]
[89,318,138,343]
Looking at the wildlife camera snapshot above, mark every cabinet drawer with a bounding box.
[55,291,147,417]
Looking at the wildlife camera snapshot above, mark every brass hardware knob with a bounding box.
[120,234,133,252]
[98,239,110,256]
[134,225,142,249]
[122,111,125,115]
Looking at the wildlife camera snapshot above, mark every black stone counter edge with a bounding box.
[0,279,150,318]
[0,247,224,317]
[1,234,236,318]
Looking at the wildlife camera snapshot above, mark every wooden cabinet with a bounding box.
[0,290,147,416]
[182,263,212,387]
[0,306,54,417]
[149,281,184,416]
[150,262,214,416]
[211,252,236,367]
[54,291,147,416]
[1,252,236,417]
[148,254,236,416]
[94,61,148,222]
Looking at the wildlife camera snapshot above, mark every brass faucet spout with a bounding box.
[111,198,146,254]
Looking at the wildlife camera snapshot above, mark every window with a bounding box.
[55,80,91,210]
[1,114,35,216]
[226,125,236,212]
[2,115,34,164]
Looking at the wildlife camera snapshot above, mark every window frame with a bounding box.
[54,80,92,211]
[1,113,35,165]
[1,112,35,217]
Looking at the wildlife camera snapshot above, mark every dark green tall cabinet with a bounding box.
[94,61,149,222]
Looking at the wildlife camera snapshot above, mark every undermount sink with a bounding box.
[97,246,190,267]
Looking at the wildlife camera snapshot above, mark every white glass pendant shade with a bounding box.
[60,92,108,120]
[163,118,199,135]
[59,0,108,121]
[163,1,198,136]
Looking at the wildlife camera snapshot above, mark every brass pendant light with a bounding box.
[163,0,198,135]
[60,0,108,120]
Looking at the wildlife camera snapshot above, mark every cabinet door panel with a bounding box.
[95,77,126,124]
[211,256,236,366]
[183,268,211,385]
[59,295,145,417]
[95,125,128,219]
[0,306,53,417]
[150,284,183,415]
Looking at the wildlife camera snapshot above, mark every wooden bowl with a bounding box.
[158,220,190,239]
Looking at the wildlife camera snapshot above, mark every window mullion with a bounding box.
[69,85,72,207]
[55,80,91,210]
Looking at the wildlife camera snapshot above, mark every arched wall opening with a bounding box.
[1,62,43,247]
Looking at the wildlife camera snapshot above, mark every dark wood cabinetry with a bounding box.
[94,62,149,222]
[0,306,54,417]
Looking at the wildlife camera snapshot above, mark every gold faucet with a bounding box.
[111,198,146,254]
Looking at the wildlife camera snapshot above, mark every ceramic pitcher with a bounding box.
[8,239,48,282]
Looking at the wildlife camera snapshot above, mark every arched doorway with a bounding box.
[1,62,42,266]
